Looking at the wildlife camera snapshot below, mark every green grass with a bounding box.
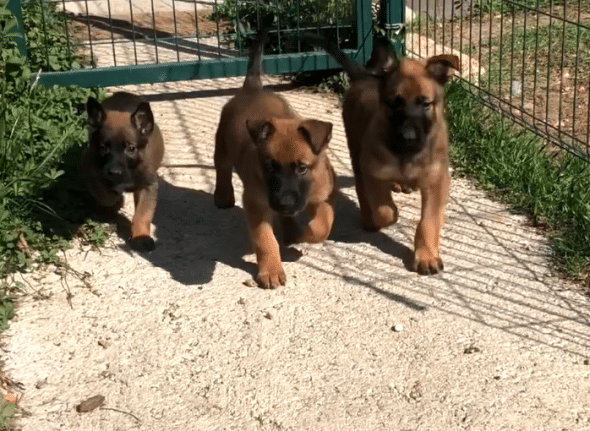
[446,81,590,280]
[1,2,107,331]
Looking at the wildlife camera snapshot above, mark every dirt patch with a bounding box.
[70,10,232,41]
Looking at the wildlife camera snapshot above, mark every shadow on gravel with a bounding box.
[116,179,240,285]
[116,178,304,286]
[331,176,414,271]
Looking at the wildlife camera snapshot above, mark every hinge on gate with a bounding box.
[383,23,405,36]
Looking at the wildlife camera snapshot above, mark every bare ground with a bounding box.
[3,77,590,431]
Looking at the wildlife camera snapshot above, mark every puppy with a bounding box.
[214,31,336,289]
[304,35,459,274]
[83,92,164,251]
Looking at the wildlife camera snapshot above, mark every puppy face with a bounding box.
[379,54,460,156]
[247,118,332,216]
[86,97,154,189]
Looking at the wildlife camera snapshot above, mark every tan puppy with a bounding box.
[304,35,459,274]
[83,92,164,251]
[214,32,336,289]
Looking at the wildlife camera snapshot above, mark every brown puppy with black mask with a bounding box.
[303,34,459,275]
[83,92,164,251]
[214,32,335,289]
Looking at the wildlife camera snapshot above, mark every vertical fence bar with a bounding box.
[354,0,373,65]
[106,0,117,66]
[38,0,50,69]
[128,0,139,65]
[418,0,422,57]
[509,0,516,112]
[544,0,553,137]
[6,0,27,57]
[83,0,96,67]
[520,4,528,117]
[384,0,405,56]
[532,0,540,121]
[150,0,160,63]
[193,0,201,61]
[572,1,581,144]
[432,0,437,56]
[172,0,180,62]
[557,2,567,141]
[59,0,73,64]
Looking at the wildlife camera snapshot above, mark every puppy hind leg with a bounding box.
[350,157,375,231]
[213,133,235,209]
[363,176,398,231]
[130,180,159,251]
[298,200,335,244]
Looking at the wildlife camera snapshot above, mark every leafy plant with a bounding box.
[212,0,355,53]
[1,0,106,312]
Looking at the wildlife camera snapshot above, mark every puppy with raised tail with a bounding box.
[214,31,336,289]
[84,92,164,251]
[303,34,459,274]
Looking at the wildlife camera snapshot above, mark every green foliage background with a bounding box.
[0,0,104,326]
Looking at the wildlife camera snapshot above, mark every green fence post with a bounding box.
[383,0,405,56]
[6,0,27,57]
[354,0,373,65]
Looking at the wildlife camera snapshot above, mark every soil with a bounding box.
[70,11,232,41]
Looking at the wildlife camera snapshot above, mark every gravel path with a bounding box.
[4,75,590,430]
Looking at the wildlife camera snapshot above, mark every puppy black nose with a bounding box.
[280,193,296,209]
[401,122,417,140]
[107,166,124,177]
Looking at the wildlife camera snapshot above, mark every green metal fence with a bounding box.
[8,0,404,88]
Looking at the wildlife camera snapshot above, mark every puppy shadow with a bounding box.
[116,178,304,286]
[330,177,414,271]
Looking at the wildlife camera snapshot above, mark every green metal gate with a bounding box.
[8,0,404,88]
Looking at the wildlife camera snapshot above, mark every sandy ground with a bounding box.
[3,75,590,430]
[4,1,590,429]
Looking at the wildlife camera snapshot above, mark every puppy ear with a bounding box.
[366,37,399,76]
[298,120,333,154]
[247,120,275,145]
[426,54,461,85]
[86,97,105,130]
[131,101,154,136]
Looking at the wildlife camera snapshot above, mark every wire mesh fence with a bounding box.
[405,0,590,162]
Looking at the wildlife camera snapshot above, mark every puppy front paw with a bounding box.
[130,235,156,252]
[214,189,235,209]
[256,265,286,289]
[412,248,443,275]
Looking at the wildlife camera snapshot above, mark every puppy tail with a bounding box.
[243,29,269,91]
[300,33,371,82]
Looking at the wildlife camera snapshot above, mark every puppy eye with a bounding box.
[296,164,308,175]
[126,145,137,155]
[416,96,432,110]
